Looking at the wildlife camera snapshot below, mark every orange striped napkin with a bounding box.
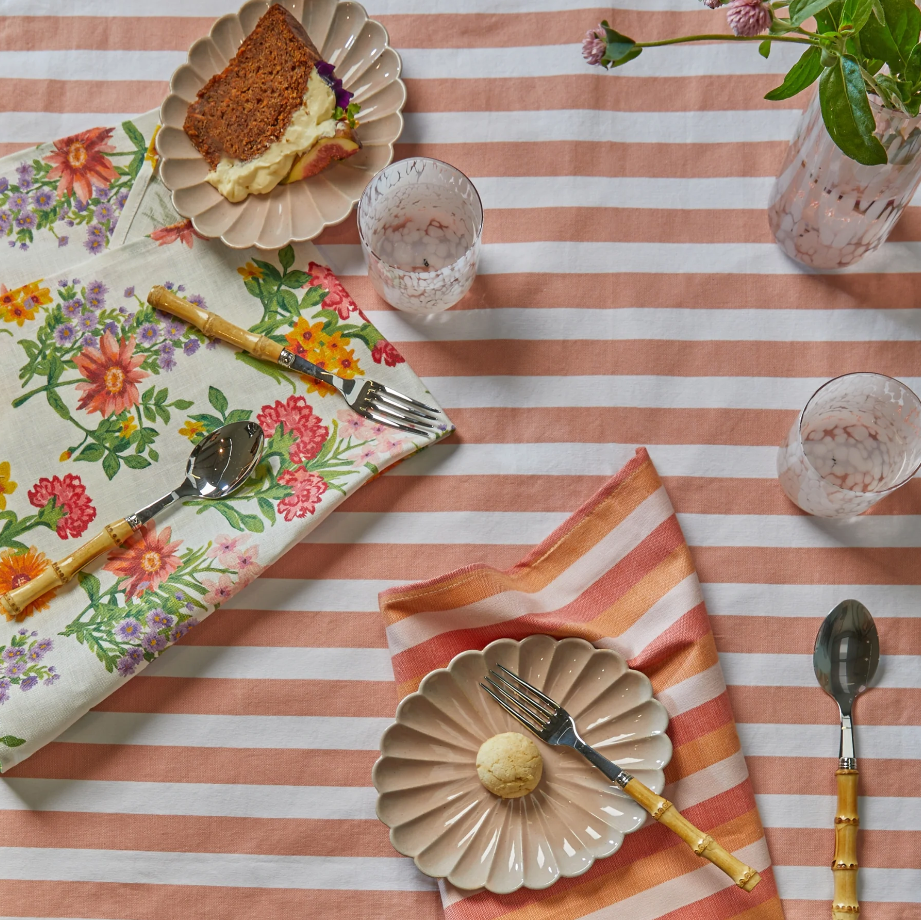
[379,448,784,920]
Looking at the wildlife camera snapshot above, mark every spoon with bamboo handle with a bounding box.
[0,421,263,621]
[813,600,880,920]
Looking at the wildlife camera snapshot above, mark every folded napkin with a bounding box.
[0,122,452,771]
[379,449,783,920]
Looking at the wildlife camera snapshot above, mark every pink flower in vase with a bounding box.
[725,0,772,36]
[582,25,607,66]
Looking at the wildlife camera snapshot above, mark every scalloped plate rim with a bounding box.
[372,634,672,894]
[156,0,404,249]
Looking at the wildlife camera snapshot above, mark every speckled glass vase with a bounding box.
[778,373,921,518]
[769,91,921,269]
[357,157,483,314]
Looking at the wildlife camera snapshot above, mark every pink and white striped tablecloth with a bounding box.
[1,2,920,919]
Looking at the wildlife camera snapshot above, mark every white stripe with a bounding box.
[0,778,377,820]
[308,509,921,549]
[653,664,728,721]
[774,865,921,902]
[665,751,751,812]
[737,723,921,759]
[703,582,921,618]
[412,375,921,410]
[721,652,920,689]
[0,848,435,891]
[142,646,394,681]
[395,442,779,478]
[383,487,673,652]
[757,793,921,832]
[372,307,921,343]
[222,576,398,611]
[58,712,391,749]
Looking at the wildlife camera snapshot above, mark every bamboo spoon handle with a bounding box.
[833,768,860,919]
[147,286,284,363]
[0,518,135,620]
[623,777,761,891]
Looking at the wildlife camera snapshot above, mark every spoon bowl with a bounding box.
[181,421,264,500]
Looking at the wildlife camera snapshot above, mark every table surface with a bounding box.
[1,2,920,919]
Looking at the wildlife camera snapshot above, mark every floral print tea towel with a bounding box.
[0,229,452,771]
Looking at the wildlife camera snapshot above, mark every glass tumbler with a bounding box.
[357,158,483,314]
[778,373,921,518]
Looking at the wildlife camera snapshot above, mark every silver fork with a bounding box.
[148,285,440,435]
[481,663,762,892]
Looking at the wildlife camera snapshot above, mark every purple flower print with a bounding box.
[164,317,186,340]
[116,655,138,676]
[93,185,110,201]
[87,280,108,297]
[104,321,119,336]
[20,675,39,691]
[177,285,185,293]
[57,279,69,287]
[58,235,69,247]
[0,177,8,193]
[187,294,206,309]
[86,295,105,312]
[127,647,144,664]
[65,219,74,227]
[0,678,10,704]
[15,211,37,230]
[44,668,61,686]
[0,211,11,233]
[1,647,23,661]
[163,281,175,291]
[159,342,176,371]
[94,202,115,223]
[142,631,168,654]
[7,192,28,211]
[16,162,34,186]
[78,311,98,331]
[81,334,97,348]
[5,659,27,678]
[32,188,55,210]
[74,198,88,213]
[171,618,199,642]
[124,287,135,298]
[147,609,175,630]
[183,338,200,356]
[62,298,82,317]
[54,324,77,347]
[27,644,47,662]
[116,188,130,208]
[115,618,143,641]
[87,224,106,243]
[138,322,159,345]
[19,242,28,250]
[84,235,104,255]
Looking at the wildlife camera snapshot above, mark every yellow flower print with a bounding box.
[179,419,205,440]
[329,342,363,379]
[20,282,52,308]
[0,461,17,511]
[145,125,161,170]
[237,262,263,281]
[304,378,336,398]
[120,415,138,439]
[0,281,46,325]
[285,318,324,355]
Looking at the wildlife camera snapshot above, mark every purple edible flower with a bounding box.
[54,323,77,347]
[32,188,55,210]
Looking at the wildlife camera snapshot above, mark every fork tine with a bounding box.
[368,401,437,431]
[488,670,556,721]
[496,663,559,709]
[363,409,431,435]
[480,681,545,736]
[372,390,440,422]
[372,383,439,415]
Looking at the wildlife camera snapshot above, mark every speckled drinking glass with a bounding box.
[357,158,483,313]
[778,373,921,518]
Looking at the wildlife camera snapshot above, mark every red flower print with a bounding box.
[307,262,363,321]
[74,332,149,418]
[372,340,405,367]
[0,547,57,622]
[103,523,182,599]
[44,126,118,203]
[276,468,327,521]
[27,474,97,539]
[257,395,329,465]
[150,219,207,248]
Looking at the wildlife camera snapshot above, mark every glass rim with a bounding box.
[795,371,921,497]
[356,156,484,274]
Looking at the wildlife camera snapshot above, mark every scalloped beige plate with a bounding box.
[157,0,405,249]
[372,635,672,894]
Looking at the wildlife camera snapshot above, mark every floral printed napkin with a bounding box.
[0,119,453,770]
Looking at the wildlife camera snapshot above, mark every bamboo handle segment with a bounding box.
[623,777,761,892]
[833,768,860,919]
[147,286,284,363]
[0,519,134,620]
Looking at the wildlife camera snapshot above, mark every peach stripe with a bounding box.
[394,338,921,379]
[766,827,921,869]
[0,79,167,114]
[0,812,395,858]
[0,16,214,51]
[667,687,736,751]
[664,721,742,785]
[92,677,400,717]
[748,755,921,797]
[783,904,920,920]
[342,474,921,517]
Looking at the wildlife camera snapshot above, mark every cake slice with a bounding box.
[183,3,360,202]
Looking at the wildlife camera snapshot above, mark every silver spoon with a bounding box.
[0,421,264,620]
[813,599,880,920]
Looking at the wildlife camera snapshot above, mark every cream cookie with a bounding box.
[476,731,543,798]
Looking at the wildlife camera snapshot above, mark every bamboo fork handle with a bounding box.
[624,777,761,892]
[0,519,134,620]
[833,768,860,919]
[147,286,284,363]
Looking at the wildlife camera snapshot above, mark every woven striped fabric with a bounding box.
[380,448,782,920]
[2,1,921,919]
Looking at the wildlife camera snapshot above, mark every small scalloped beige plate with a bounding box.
[157,0,405,249]
[372,635,672,894]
